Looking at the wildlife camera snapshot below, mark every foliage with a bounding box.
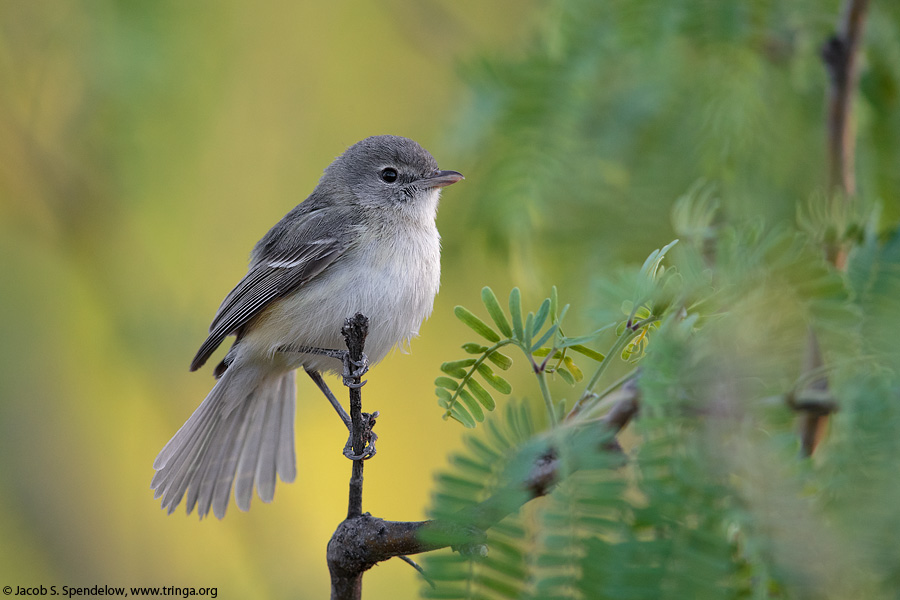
[449,0,900,277]
[419,0,900,598]
[437,284,623,428]
[422,197,900,600]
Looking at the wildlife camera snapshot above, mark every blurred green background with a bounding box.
[0,2,537,598]
[3,0,900,598]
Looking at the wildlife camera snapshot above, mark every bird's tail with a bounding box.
[151,366,297,519]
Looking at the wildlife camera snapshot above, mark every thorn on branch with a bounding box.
[525,449,558,497]
[821,35,848,86]
[787,391,839,417]
[327,321,643,598]
[787,388,839,458]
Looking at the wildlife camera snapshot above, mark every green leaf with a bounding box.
[449,453,492,477]
[435,376,459,390]
[554,399,567,421]
[462,342,488,354]
[530,323,559,353]
[454,305,501,343]
[568,344,605,362]
[435,386,452,407]
[464,436,500,463]
[434,472,484,494]
[482,286,512,337]
[556,303,569,328]
[458,388,485,422]
[477,363,513,394]
[550,286,559,323]
[441,359,476,377]
[563,355,583,381]
[532,347,563,359]
[467,378,496,411]
[509,287,524,340]
[555,324,613,350]
[639,239,679,282]
[525,311,535,348]
[533,298,551,333]
[486,350,513,370]
[556,367,575,385]
[449,404,476,428]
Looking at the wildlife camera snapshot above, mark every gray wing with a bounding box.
[190,235,346,372]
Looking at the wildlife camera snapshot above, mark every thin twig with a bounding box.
[799,0,869,457]
[343,314,369,519]
[328,314,370,600]
[567,367,638,421]
[425,384,641,539]
[397,555,435,588]
[823,0,870,201]
[324,385,642,594]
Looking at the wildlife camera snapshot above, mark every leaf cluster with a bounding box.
[437,286,606,428]
[420,212,900,599]
[416,0,900,597]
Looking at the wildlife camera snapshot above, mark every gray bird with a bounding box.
[151,135,463,519]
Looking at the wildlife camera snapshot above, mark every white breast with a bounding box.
[240,212,441,375]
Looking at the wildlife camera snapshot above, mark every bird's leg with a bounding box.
[305,370,378,460]
[306,370,351,430]
[281,345,369,388]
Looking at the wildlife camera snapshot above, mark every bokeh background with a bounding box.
[3,1,900,599]
[0,2,538,598]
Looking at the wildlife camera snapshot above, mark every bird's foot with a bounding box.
[341,352,369,389]
[343,411,379,460]
[279,345,369,389]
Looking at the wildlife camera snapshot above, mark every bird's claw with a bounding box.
[342,352,369,388]
[343,441,377,461]
[344,378,367,389]
[343,411,379,461]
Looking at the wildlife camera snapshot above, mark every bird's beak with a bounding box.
[422,169,464,188]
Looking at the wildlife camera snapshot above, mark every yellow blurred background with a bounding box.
[0,2,539,598]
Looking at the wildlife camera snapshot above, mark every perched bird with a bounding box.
[152,135,463,519]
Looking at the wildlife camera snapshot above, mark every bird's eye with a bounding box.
[380,168,398,183]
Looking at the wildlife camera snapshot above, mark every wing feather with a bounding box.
[190,235,346,371]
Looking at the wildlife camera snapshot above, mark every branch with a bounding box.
[794,330,840,457]
[324,380,641,590]
[822,0,869,200]
[799,0,869,457]
[446,380,639,535]
[344,314,369,520]
[328,313,371,600]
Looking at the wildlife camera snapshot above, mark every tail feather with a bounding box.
[152,400,224,511]
[276,372,297,482]
[151,366,297,519]
[153,388,218,471]
[184,411,225,513]
[254,380,281,502]
[151,412,214,501]
[194,404,246,518]
[211,400,253,519]
[157,416,217,513]
[234,393,268,511]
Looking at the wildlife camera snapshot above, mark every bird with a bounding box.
[151,135,463,519]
